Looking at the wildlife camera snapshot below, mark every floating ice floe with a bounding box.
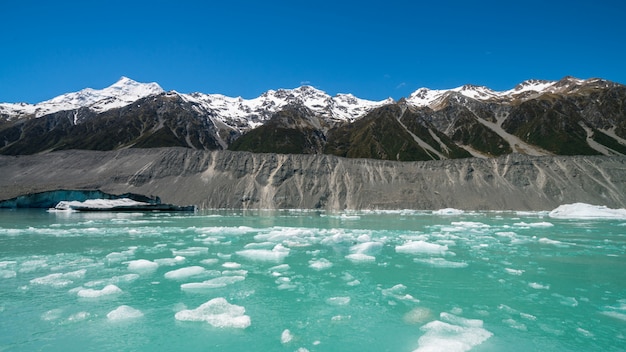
[548,203,626,219]
[107,305,143,321]
[396,241,448,256]
[433,208,464,215]
[236,244,290,263]
[513,221,554,228]
[413,313,492,352]
[413,258,468,269]
[175,297,250,328]
[164,266,207,280]
[381,284,419,303]
[326,296,351,306]
[30,269,87,288]
[181,276,245,291]
[77,284,122,298]
[309,258,333,271]
[281,329,294,344]
[127,259,159,274]
[154,256,186,266]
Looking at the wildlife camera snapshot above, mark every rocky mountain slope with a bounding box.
[1,77,625,161]
[1,148,625,210]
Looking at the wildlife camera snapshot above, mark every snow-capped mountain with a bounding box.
[178,85,393,132]
[1,76,625,161]
[405,76,615,109]
[0,77,164,119]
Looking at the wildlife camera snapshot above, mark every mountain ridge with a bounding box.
[1,76,625,161]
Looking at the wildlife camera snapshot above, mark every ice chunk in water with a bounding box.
[77,284,123,298]
[172,247,209,256]
[154,256,186,266]
[396,241,448,255]
[127,259,159,274]
[309,258,333,271]
[281,329,294,344]
[350,241,383,256]
[433,208,464,215]
[414,314,492,352]
[382,284,419,303]
[30,269,87,288]
[107,305,143,321]
[164,266,207,280]
[175,297,251,328]
[345,253,376,263]
[404,307,433,324]
[413,258,468,268]
[180,276,245,291]
[326,296,351,306]
[549,203,626,219]
[236,244,290,263]
[0,270,16,279]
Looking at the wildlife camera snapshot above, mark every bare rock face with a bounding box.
[1,148,625,211]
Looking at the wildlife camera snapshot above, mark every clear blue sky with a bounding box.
[2,0,625,103]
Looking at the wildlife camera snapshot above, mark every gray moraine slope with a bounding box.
[1,148,626,210]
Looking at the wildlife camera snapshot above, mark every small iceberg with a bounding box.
[49,198,195,212]
[548,203,626,219]
[433,208,464,215]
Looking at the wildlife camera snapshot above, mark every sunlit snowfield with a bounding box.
[1,205,625,351]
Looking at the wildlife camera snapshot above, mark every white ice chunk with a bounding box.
[345,253,376,263]
[396,241,448,255]
[528,282,550,290]
[181,276,245,291]
[175,297,250,328]
[222,262,241,269]
[382,284,419,303]
[30,269,87,288]
[127,259,159,274]
[414,314,492,352]
[404,307,433,324]
[236,244,290,263]
[107,305,143,321]
[155,256,186,266]
[172,247,209,256]
[41,308,64,321]
[433,208,464,215]
[77,284,123,298]
[513,221,554,228]
[549,203,626,219]
[326,296,351,306]
[309,258,333,271]
[350,241,383,256]
[504,268,524,276]
[52,198,150,211]
[164,266,207,280]
[200,258,219,266]
[413,258,468,268]
[68,311,91,322]
[0,270,17,279]
[281,329,294,344]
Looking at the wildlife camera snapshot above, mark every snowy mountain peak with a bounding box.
[406,77,614,109]
[0,77,164,119]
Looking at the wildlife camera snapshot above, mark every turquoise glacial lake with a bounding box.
[1,207,625,351]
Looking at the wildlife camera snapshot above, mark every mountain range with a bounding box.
[1,76,625,160]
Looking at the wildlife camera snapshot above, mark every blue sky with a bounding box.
[2,0,625,103]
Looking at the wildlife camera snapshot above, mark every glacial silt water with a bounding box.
[1,206,625,351]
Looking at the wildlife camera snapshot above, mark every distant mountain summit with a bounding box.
[1,77,625,160]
